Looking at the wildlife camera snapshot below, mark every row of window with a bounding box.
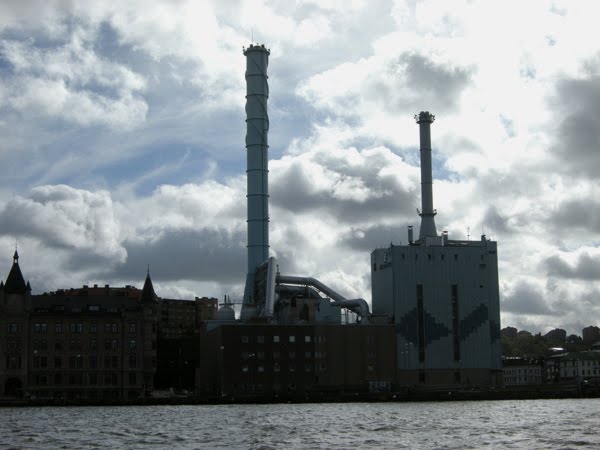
[241,362,328,373]
[31,372,139,386]
[561,369,599,376]
[241,335,328,344]
[241,351,328,360]
[31,322,137,334]
[32,354,140,369]
[30,339,139,352]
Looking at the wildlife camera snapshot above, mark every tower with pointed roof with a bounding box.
[1,250,32,397]
[1,250,32,312]
[140,268,158,303]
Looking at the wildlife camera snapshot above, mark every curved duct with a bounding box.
[276,274,371,322]
[262,256,277,318]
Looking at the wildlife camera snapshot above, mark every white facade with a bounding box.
[503,361,542,386]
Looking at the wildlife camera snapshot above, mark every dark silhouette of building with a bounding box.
[0,253,158,400]
[197,323,396,400]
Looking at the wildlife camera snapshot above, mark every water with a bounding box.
[1,399,599,449]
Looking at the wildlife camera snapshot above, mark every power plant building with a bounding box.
[371,112,502,388]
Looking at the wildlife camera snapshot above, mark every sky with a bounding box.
[0,0,599,335]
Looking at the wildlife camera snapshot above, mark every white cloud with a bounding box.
[1,0,600,336]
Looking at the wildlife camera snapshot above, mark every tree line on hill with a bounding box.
[501,326,600,359]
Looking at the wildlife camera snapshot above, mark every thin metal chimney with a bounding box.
[243,44,270,304]
[415,111,438,240]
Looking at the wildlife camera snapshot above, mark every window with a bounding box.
[289,336,296,343]
[90,339,97,351]
[40,356,48,368]
[105,340,111,351]
[77,323,83,333]
[273,351,280,360]
[273,336,280,343]
[7,323,19,334]
[89,373,97,385]
[257,336,264,344]
[54,374,62,385]
[55,322,63,333]
[305,351,312,358]
[111,323,118,333]
[112,356,119,368]
[129,340,136,350]
[129,373,137,385]
[129,355,137,368]
[289,352,296,359]
[105,324,111,333]
[89,305,100,312]
[90,322,97,333]
[304,336,311,343]
[89,356,97,369]
[241,336,249,344]
[111,339,118,350]
[129,323,136,334]
[55,341,63,351]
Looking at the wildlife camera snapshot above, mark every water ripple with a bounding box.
[1,399,600,449]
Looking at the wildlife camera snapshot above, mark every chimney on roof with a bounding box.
[415,111,438,240]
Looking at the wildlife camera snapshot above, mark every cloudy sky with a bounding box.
[1,0,599,334]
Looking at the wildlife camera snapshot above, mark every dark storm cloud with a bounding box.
[341,224,408,252]
[482,206,511,234]
[544,253,600,280]
[270,149,418,223]
[502,281,556,316]
[93,228,246,284]
[371,52,473,114]
[549,199,600,233]
[550,71,600,177]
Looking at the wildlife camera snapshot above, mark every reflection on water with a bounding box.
[2,399,600,449]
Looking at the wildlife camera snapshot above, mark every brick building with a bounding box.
[0,252,158,400]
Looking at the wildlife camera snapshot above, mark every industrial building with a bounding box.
[371,112,502,388]
[0,42,503,401]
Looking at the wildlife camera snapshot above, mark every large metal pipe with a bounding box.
[415,111,438,239]
[243,44,270,304]
[263,256,277,317]
[277,274,371,321]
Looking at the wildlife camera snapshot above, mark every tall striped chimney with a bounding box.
[415,111,438,240]
[243,44,270,304]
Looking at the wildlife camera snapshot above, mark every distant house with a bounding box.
[502,358,543,386]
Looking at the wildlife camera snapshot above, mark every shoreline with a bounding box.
[2,386,599,407]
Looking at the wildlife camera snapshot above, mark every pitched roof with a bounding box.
[4,250,28,295]
[140,271,158,302]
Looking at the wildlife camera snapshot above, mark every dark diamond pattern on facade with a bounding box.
[396,308,450,344]
[460,303,489,341]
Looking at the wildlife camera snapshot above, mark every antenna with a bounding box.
[467,226,470,241]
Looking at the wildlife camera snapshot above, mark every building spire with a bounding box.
[5,249,27,294]
[140,268,158,302]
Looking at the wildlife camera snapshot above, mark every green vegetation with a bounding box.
[501,328,589,359]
